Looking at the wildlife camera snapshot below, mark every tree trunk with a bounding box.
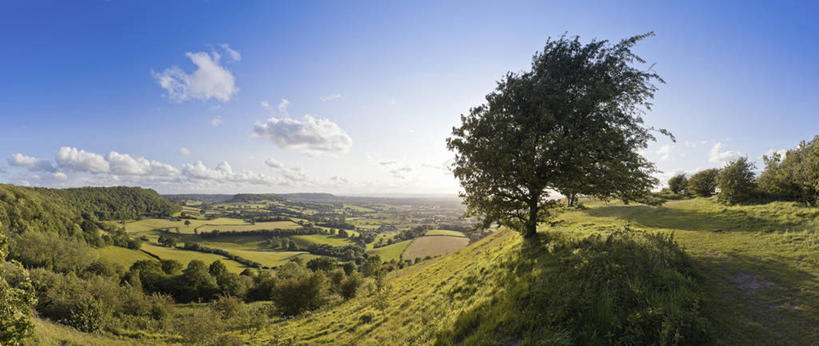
[524,199,538,238]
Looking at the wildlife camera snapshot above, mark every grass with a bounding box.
[195,220,301,233]
[25,318,148,345]
[290,234,355,247]
[123,217,249,236]
[403,236,470,260]
[97,246,156,268]
[140,243,245,273]
[247,197,819,344]
[554,197,819,344]
[425,229,466,237]
[367,239,413,262]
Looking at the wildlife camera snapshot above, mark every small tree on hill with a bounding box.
[447,33,669,237]
[687,169,719,197]
[667,174,688,194]
[717,157,756,205]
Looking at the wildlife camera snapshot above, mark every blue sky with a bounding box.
[1,1,817,195]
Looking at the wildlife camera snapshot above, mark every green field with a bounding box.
[123,217,249,235]
[195,220,301,233]
[425,229,466,237]
[139,243,245,273]
[367,239,413,262]
[403,235,470,260]
[96,246,156,268]
[290,234,355,247]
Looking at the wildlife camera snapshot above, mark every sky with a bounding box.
[1,1,817,196]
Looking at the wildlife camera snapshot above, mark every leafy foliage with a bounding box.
[447,34,666,237]
[687,169,719,197]
[668,173,688,194]
[757,136,819,206]
[717,157,756,205]
[0,232,36,345]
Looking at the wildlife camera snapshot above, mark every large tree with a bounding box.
[447,34,667,238]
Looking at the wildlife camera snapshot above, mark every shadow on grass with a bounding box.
[585,205,802,233]
[696,251,819,344]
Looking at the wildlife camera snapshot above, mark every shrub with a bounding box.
[687,169,719,197]
[667,173,688,194]
[339,271,362,299]
[271,262,328,316]
[717,157,756,204]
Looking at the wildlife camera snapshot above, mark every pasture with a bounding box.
[368,239,413,262]
[96,246,156,268]
[195,220,301,233]
[140,243,245,272]
[403,235,470,260]
[425,229,466,237]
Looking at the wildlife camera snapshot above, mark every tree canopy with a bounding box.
[447,33,667,237]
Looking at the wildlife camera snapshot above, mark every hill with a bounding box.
[247,197,819,344]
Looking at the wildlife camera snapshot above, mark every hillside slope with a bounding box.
[253,224,707,345]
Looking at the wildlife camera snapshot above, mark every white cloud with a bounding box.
[153,50,238,102]
[179,147,191,156]
[253,115,353,153]
[53,172,68,180]
[8,153,55,172]
[656,144,672,161]
[264,158,284,169]
[107,151,180,177]
[708,142,742,164]
[211,115,223,127]
[56,147,110,173]
[181,160,292,186]
[320,93,341,102]
[329,176,348,184]
[219,43,241,62]
[260,98,290,116]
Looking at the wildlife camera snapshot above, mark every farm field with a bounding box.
[123,217,250,235]
[402,235,470,260]
[290,234,355,247]
[139,243,245,273]
[195,220,301,233]
[367,239,413,262]
[96,246,156,268]
[425,229,466,237]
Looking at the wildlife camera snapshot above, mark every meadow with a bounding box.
[402,235,470,260]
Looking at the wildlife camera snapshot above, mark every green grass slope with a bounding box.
[252,223,708,345]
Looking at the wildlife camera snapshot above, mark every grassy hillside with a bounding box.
[248,197,819,344]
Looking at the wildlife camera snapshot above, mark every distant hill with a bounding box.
[164,194,234,203]
[0,184,180,236]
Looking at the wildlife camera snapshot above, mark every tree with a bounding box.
[758,136,819,206]
[687,169,719,197]
[447,34,667,237]
[717,157,756,205]
[667,174,688,194]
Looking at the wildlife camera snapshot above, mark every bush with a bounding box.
[717,157,756,204]
[339,271,362,299]
[687,169,719,197]
[271,262,328,316]
[667,173,688,194]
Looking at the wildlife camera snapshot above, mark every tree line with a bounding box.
[666,136,819,206]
